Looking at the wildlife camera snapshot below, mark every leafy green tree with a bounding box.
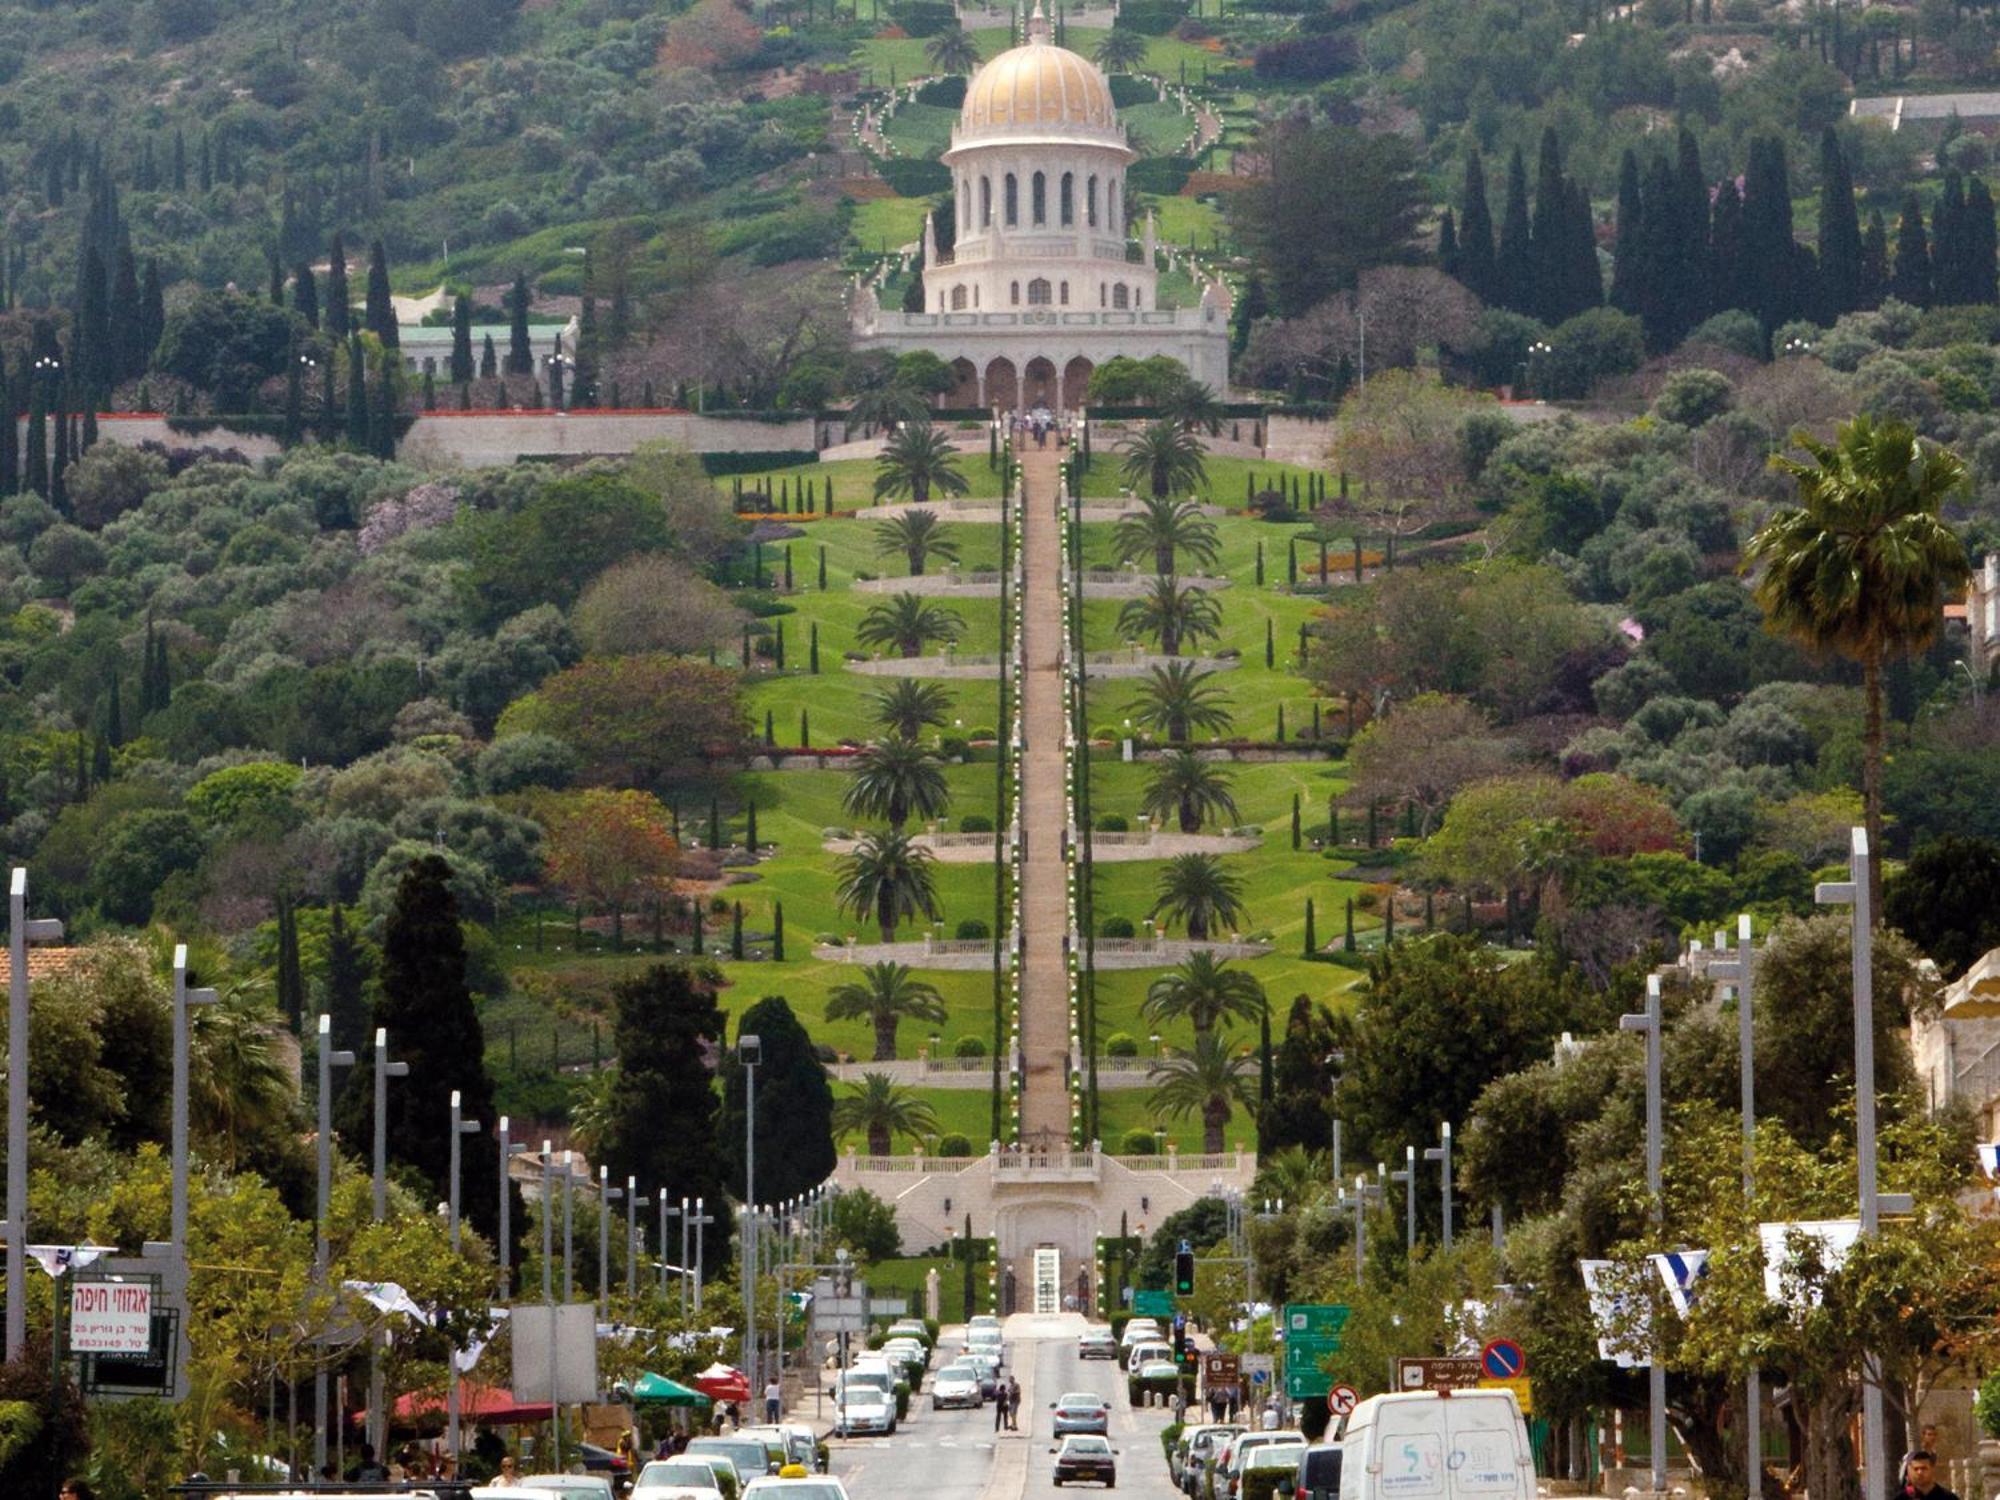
[1148,1032,1257,1153]
[1127,661,1235,743]
[364,240,397,348]
[855,593,964,659]
[842,737,950,831]
[1116,423,1210,505]
[719,995,835,1205]
[1139,750,1239,834]
[825,962,949,1062]
[598,961,734,1272]
[873,508,961,577]
[458,472,672,624]
[827,1186,903,1260]
[833,1072,940,1157]
[872,679,954,740]
[1150,852,1247,941]
[1259,996,1339,1156]
[93,809,203,925]
[1748,416,1970,914]
[836,829,941,942]
[873,422,969,505]
[1118,575,1222,657]
[152,290,298,411]
[509,654,746,790]
[1142,951,1266,1038]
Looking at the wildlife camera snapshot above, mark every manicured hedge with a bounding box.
[915,74,968,107]
[1109,75,1158,108]
[700,450,820,476]
[1128,155,1195,196]
[879,157,952,197]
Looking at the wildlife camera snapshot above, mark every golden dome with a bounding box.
[960,36,1116,137]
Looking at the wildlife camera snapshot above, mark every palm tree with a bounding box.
[1118,418,1209,502]
[1150,852,1248,941]
[1114,495,1221,576]
[833,1072,941,1156]
[1140,750,1240,833]
[925,26,982,74]
[1093,27,1149,72]
[874,508,962,577]
[1128,661,1236,743]
[874,421,970,505]
[1163,378,1225,436]
[1748,414,1970,914]
[190,988,298,1172]
[857,592,965,658]
[1148,1033,1257,1154]
[843,736,951,830]
[1117,574,1222,656]
[873,678,955,740]
[1141,950,1266,1038]
[849,381,932,436]
[826,962,950,1062]
[836,828,942,942]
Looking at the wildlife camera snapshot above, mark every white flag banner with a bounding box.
[1759,1219,1863,1306]
[27,1245,106,1279]
[1979,1143,2000,1177]
[342,1280,430,1324]
[455,1309,507,1374]
[1652,1250,1711,1317]
[1578,1259,1648,1368]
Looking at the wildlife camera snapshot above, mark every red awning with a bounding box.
[694,1365,752,1403]
[394,1381,553,1426]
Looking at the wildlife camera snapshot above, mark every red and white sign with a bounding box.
[1329,1383,1359,1417]
[69,1281,152,1354]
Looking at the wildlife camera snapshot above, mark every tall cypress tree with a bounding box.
[325,233,350,338]
[109,247,143,386]
[1609,149,1645,315]
[364,240,397,348]
[1891,190,1932,307]
[1743,135,1801,331]
[104,671,123,747]
[1967,176,1998,304]
[49,385,68,515]
[0,365,16,500]
[449,295,474,385]
[1496,146,1534,317]
[24,370,46,500]
[1708,175,1748,319]
[324,904,371,1053]
[1562,177,1601,320]
[345,335,369,449]
[171,128,186,193]
[139,258,165,366]
[1934,174,1967,306]
[1818,126,1865,318]
[370,358,399,460]
[506,273,533,374]
[73,244,110,397]
[294,263,320,329]
[1528,128,1566,323]
[718,996,836,1207]
[1637,154,1681,349]
[1437,208,1459,279]
[1668,128,1709,340]
[1457,150,1497,303]
[480,333,498,380]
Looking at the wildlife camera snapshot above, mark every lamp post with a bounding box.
[541,1142,560,1473]
[6,870,61,1362]
[1524,339,1551,400]
[739,1033,763,1390]
[1388,1144,1416,1253]
[446,1089,481,1459]
[1620,975,1664,1496]
[313,1014,356,1474]
[627,1176,648,1300]
[562,1152,577,1301]
[368,1027,409,1456]
[1423,1122,1453,1249]
[1707,914,1762,1499]
[170,946,219,1262]
[598,1166,623,1320]
[499,1116,528,1299]
[1348,1172,1382,1281]
[689,1197,715,1312]
[660,1194,680,1299]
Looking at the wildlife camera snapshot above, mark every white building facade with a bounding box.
[852,8,1230,410]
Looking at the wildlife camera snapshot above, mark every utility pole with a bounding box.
[313,1015,356,1475]
[1423,1122,1453,1249]
[1389,1144,1416,1253]
[1621,975,1665,1496]
[627,1176,648,1299]
[598,1166,623,1320]
[498,1116,527,1299]
[739,1034,763,1391]
[368,1028,409,1456]
[446,1090,480,1460]
[689,1197,715,1312]
[1708,915,1762,1500]
[541,1143,560,1474]
[6,869,61,1362]
[661,1195,681,1301]
[170,946,218,1264]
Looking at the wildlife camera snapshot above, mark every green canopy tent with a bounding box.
[632,1371,712,1407]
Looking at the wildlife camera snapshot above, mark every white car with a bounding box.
[632,1458,729,1500]
[518,1479,615,1500]
[743,1478,850,1500]
[932,1363,984,1409]
[834,1386,897,1436]
[968,1314,1001,1330]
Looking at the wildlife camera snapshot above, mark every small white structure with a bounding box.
[1963,553,2000,683]
[852,5,1229,409]
[1912,947,2000,1133]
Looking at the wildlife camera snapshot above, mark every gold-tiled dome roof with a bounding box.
[960,36,1116,136]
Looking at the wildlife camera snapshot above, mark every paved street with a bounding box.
[830,1314,1180,1500]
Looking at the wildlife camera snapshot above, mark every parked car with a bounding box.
[774,1423,824,1472]
[1237,1445,1308,1500]
[1078,1327,1119,1360]
[742,1477,850,1500]
[968,1314,1001,1330]
[1335,1391,1534,1500]
[1180,1425,1244,1496]
[1295,1443,1342,1500]
[1118,1319,1161,1348]
[1051,1391,1110,1435]
[518,1478,615,1500]
[833,1386,897,1436]
[964,1351,1002,1396]
[1052,1434,1118,1488]
[933,1362,985,1409]
[576,1442,632,1477]
[632,1458,730,1500]
[1215,1435,1306,1500]
[1124,1340,1173,1371]
[688,1435,783,1482]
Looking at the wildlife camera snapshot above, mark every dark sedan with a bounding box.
[1053,1435,1117,1488]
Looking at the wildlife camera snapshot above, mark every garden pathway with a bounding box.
[1017,444,1073,1142]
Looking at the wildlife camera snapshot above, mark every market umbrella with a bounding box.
[693,1363,752,1403]
[633,1371,712,1407]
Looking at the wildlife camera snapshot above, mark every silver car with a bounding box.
[933,1362,984,1409]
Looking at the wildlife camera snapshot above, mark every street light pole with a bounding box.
[1621,975,1665,1495]
[628,1178,647,1299]
[690,1197,715,1313]
[541,1142,560,1473]
[598,1165,624,1320]
[661,1194,679,1298]
[1708,914,1762,1499]
[170,946,218,1263]
[446,1089,481,1460]
[313,1014,356,1475]
[499,1116,528,1299]
[6,869,61,1363]
[368,1027,409,1456]
[562,1152,577,1302]
[739,1034,763,1390]
[1423,1122,1453,1249]
[1388,1144,1416,1254]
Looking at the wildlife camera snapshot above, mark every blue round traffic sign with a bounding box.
[1480,1338,1524,1379]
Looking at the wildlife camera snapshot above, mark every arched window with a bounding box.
[1004,173,1018,227]
[1032,171,1047,226]
[1112,283,1129,309]
[980,177,992,228]
[1027,278,1052,305]
[1011,281,1021,306]
[951,286,968,310]
[1086,175,1098,228]
[1060,281,1069,305]
[1060,172,1074,226]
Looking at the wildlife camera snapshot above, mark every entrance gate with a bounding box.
[1033,1247,1062,1314]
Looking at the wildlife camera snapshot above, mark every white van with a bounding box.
[1336,1390,1535,1500]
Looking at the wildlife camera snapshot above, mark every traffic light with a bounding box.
[1174,1242,1195,1296]
[1173,1312,1188,1359]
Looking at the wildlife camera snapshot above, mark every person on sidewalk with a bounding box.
[1895,1451,1957,1500]
[1006,1375,1022,1431]
[765,1378,782,1424]
[993,1380,1012,1431]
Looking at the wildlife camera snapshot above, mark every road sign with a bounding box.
[1283,1304,1351,1340]
[1203,1352,1241,1392]
[1480,1338,1525,1380]
[1479,1375,1534,1415]
[1133,1289,1174,1317]
[1242,1352,1274,1389]
[868,1297,909,1316]
[1396,1356,1482,1390]
[1329,1383,1359,1417]
[1282,1305,1350,1400]
[69,1281,151,1355]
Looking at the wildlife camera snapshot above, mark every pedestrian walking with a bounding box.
[1006,1375,1022,1430]
[1896,1451,1959,1500]
[993,1379,1011,1431]
[765,1377,783,1423]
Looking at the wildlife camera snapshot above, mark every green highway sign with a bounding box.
[1133,1289,1175,1317]
[1282,1305,1349,1399]
[1283,1304,1351,1340]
